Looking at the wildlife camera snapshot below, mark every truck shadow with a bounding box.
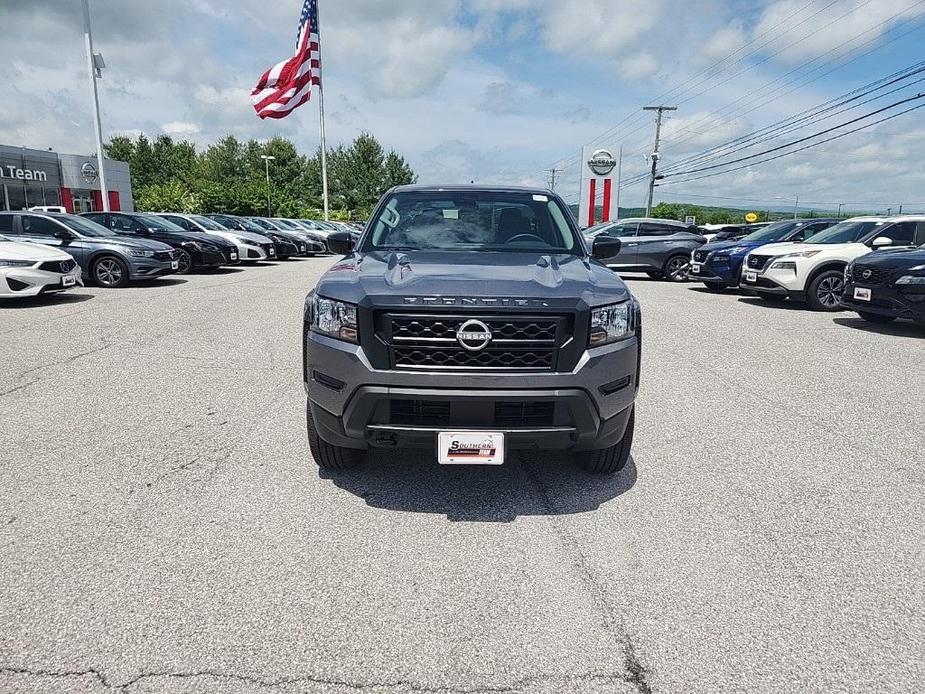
[833,316,925,338]
[319,451,637,522]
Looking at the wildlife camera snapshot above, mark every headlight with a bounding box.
[770,261,797,271]
[895,275,925,285]
[0,259,35,267]
[126,249,155,258]
[310,295,359,343]
[182,241,206,251]
[589,303,631,347]
[779,250,821,259]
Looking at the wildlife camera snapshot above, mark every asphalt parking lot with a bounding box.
[1,259,923,694]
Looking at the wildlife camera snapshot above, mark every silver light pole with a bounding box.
[261,155,276,217]
[81,0,110,212]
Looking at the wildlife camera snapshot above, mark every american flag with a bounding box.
[251,0,321,119]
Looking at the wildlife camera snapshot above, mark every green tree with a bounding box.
[136,180,200,213]
[104,136,135,164]
[384,151,416,189]
[197,135,246,184]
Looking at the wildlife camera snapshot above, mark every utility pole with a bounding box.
[643,106,676,217]
[887,207,892,216]
[898,204,903,214]
[793,195,799,219]
[261,155,275,217]
[81,0,110,212]
[837,203,843,219]
[545,168,562,191]
[614,145,623,222]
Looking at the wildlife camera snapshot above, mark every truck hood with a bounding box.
[316,250,632,309]
[0,240,74,262]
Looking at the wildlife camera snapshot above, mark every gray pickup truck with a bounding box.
[302,185,641,474]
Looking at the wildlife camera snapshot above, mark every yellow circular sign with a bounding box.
[745,212,759,223]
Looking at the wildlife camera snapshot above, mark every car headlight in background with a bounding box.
[311,295,359,343]
[0,259,36,267]
[770,260,798,271]
[126,249,155,258]
[589,303,631,347]
[778,250,821,259]
[895,275,925,285]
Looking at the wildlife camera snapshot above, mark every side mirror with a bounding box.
[592,236,622,260]
[327,230,354,255]
[53,229,71,240]
[871,236,892,248]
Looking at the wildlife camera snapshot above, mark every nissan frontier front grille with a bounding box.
[382,314,564,371]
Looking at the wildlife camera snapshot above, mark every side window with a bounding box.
[165,215,191,230]
[880,222,916,245]
[0,215,13,233]
[21,215,63,237]
[639,223,674,237]
[83,214,107,227]
[609,223,638,238]
[110,215,141,232]
[915,222,925,246]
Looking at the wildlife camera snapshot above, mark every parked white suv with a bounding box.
[740,216,924,310]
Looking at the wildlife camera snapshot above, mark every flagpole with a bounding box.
[81,0,110,212]
[315,0,330,221]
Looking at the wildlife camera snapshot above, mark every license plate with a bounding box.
[854,287,872,302]
[438,432,505,465]
[745,271,757,283]
[230,252,238,260]
[171,261,179,270]
[691,263,702,274]
[62,275,77,287]
[269,249,276,256]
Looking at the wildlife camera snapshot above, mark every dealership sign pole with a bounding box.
[578,147,619,229]
[80,0,110,212]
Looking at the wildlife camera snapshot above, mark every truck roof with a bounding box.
[388,183,554,195]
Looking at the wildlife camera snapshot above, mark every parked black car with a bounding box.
[205,214,300,259]
[841,245,925,324]
[83,212,239,273]
[584,218,706,281]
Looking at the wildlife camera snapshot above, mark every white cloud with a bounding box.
[701,22,746,61]
[162,121,201,136]
[619,53,659,81]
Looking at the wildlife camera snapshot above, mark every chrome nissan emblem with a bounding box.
[862,269,872,279]
[587,149,617,177]
[456,319,492,352]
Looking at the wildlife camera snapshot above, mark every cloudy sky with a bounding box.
[2,0,925,213]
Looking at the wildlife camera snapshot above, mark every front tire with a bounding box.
[92,256,130,288]
[858,311,896,324]
[573,407,635,475]
[307,402,364,470]
[664,255,691,282]
[807,269,846,311]
[175,249,193,274]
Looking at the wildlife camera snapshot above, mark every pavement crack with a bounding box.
[518,458,656,693]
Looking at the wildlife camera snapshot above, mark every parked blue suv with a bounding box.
[689,218,839,290]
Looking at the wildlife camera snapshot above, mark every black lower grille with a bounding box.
[747,254,773,270]
[390,400,451,426]
[153,251,176,262]
[393,347,554,369]
[494,402,555,427]
[38,260,76,273]
[852,265,893,285]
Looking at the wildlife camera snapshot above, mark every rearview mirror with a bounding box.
[592,236,622,260]
[871,236,892,248]
[327,230,354,255]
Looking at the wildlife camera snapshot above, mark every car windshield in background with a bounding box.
[191,215,226,231]
[808,220,883,244]
[363,191,579,254]
[741,221,802,242]
[137,214,185,232]
[56,215,117,238]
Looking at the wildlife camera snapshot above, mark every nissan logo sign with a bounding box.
[587,149,617,177]
[862,269,872,280]
[456,319,492,352]
[80,161,98,184]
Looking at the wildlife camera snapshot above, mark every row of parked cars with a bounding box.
[0,210,360,297]
[583,215,925,325]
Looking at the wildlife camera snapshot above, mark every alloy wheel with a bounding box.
[666,257,690,281]
[95,259,123,287]
[177,251,192,274]
[817,276,844,308]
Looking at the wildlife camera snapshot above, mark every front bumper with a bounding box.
[740,264,806,299]
[126,257,179,279]
[191,248,239,268]
[304,331,639,451]
[690,257,742,286]
[841,280,925,321]
[1,266,83,297]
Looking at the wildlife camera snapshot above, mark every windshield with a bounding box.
[740,221,802,243]
[56,215,117,238]
[807,220,883,245]
[191,215,227,231]
[136,214,186,232]
[274,219,299,229]
[363,191,580,254]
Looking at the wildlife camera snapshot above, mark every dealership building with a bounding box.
[0,144,134,214]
